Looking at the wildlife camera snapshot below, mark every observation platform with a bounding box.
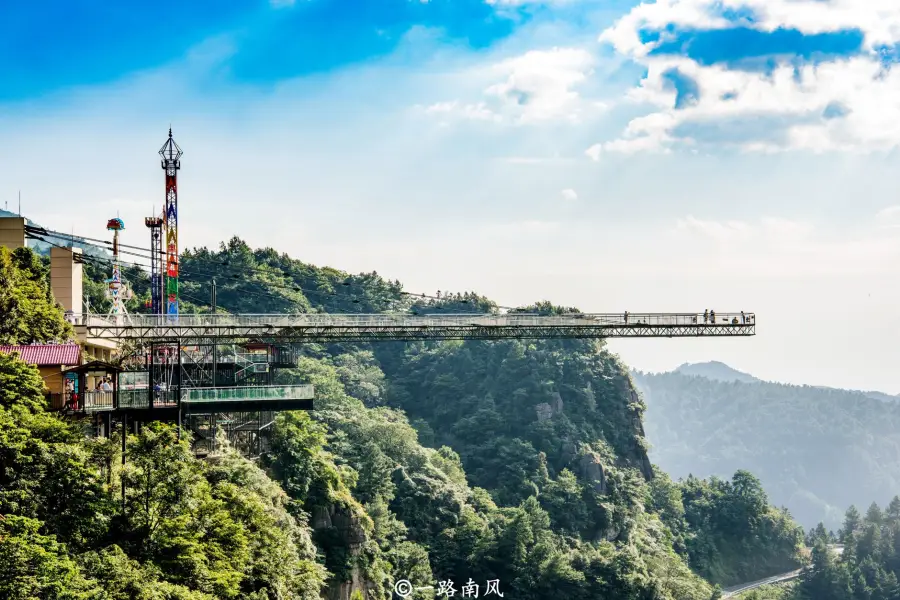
[48,384,315,418]
[82,312,756,343]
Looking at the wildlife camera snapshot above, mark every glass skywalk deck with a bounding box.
[86,384,315,414]
[182,384,314,403]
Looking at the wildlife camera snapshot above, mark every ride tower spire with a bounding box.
[159,128,183,319]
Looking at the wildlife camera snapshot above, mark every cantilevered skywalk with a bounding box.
[81,311,755,343]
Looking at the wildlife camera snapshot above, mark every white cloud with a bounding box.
[592,0,900,153]
[560,188,578,201]
[600,0,900,56]
[425,47,605,124]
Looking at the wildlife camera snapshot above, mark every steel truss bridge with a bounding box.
[82,312,756,343]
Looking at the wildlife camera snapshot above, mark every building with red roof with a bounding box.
[0,344,82,395]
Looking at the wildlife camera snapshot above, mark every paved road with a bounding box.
[721,545,843,598]
[722,569,803,597]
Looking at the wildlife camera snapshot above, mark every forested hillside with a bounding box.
[1,240,808,598]
[635,369,900,531]
[735,499,900,599]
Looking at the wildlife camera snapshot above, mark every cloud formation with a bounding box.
[593,0,900,154]
[425,47,605,124]
[560,188,578,201]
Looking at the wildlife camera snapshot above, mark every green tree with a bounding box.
[0,246,73,345]
[0,515,98,599]
[842,506,862,543]
[0,351,46,411]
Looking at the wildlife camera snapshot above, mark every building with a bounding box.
[0,344,82,396]
[0,217,26,250]
[0,215,118,362]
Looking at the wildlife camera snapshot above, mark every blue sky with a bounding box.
[5,0,900,392]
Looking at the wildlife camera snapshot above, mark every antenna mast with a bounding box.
[159,128,183,319]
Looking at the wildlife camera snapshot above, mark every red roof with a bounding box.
[0,344,81,366]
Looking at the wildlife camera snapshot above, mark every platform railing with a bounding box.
[117,389,178,409]
[58,391,114,412]
[45,391,112,412]
[182,384,315,404]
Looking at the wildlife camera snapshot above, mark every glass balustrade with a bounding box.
[181,384,314,403]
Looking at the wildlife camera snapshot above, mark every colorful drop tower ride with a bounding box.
[159,128,182,319]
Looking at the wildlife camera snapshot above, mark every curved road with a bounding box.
[721,545,843,598]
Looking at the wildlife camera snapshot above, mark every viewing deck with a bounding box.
[81,312,756,342]
[48,384,315,415]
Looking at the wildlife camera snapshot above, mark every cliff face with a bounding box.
[625,379,655,481]
[380,339,655,507]
[312,505,374,600]
[266,340,675,599]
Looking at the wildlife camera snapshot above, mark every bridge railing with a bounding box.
[83,312,755,329]
[181,384,315,404]
[117,389,178,409]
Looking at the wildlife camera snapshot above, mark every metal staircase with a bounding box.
[233,350,269,385]
[187,410,276,458]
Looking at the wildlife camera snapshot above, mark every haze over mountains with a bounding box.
[669,361,900,402]
[635,361,900,530]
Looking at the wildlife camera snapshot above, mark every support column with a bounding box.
[121,413,127,512]
[177,339,183,441]
[148,343,155,410]
[211,280,217,387]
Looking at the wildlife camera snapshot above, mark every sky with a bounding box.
[4,0,900,392]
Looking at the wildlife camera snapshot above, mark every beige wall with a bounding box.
[40,366,66,394]
[0,217,26,251]
[50,246,83,314]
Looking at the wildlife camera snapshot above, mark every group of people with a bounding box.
[94,378,113,391]
[620,310,753,325]
[702,310,752,325]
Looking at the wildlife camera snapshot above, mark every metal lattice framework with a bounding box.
[82,311,756,343]
[159,128,182,319]
[145,215,164,315]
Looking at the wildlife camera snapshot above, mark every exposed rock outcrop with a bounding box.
[577,451,607,494]
[312,504,378,600]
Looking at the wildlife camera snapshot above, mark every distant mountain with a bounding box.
[635,367,900,530]
[862,390,900,403]
[651,361,898,401]
[674,361,760,383]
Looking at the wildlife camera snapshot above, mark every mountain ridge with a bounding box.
[647,360,900,402]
